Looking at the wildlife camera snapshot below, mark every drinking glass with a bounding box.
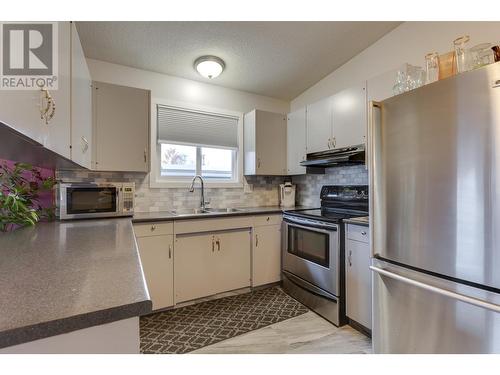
[470,43,494,69]
[454,35,471,73]
[425,52,440,84]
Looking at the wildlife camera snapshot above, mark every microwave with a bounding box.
[59,182,135,220]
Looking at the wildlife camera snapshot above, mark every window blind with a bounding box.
[157,105,239,149]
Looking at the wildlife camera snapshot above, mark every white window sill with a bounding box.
[150,179,244,189]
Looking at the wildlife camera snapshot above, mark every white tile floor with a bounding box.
[192,311,372,354]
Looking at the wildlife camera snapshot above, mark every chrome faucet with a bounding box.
[189,175,207,210]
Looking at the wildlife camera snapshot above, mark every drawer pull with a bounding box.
[151,225,156,231]
[361,231,367,235]
[168,244,172,259]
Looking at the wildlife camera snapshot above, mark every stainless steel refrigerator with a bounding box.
[369,61,500,353]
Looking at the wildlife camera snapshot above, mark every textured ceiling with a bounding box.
[76,21,401,100]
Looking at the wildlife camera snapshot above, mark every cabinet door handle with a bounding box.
[327,138,331,149]
[257,158,261,169]
[150,225,156,231]
[348,250,352,267]
[144,149,147,163]
[255,234,259,247]
[212,236,215,252]
[332,137,336,148]
[216,238,221,251]
[168,244,172,259]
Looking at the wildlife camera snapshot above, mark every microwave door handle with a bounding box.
[116,187,122,213]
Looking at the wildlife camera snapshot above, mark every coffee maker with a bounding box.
[279,182,296,208]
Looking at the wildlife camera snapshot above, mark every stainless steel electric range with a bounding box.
[282,185,369,326]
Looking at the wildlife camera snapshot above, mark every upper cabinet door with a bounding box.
[93,81,150,172]
[331,83,367,149]
[255,110,287,175]
[41,22,71,159]
[306,96,333,154]
[70,22,92,169]
[287,107,306,175]
[243,109,287,176]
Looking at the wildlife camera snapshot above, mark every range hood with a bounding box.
[300,145,365,168]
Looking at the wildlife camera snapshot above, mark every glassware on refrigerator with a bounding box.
[470,43,494,69]
[453,35,471,73]
[393,64,425,95]
[425,52,440,84]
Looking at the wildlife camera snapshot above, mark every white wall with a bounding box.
[291,21,500,110]
[87,59,290,114]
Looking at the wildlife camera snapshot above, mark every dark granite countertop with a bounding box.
[132,205,314,223]
[344,216,370,226]
[0,205,315,349]
[0,219,152,349]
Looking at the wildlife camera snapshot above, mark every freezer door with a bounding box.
[372,259,500,353]
[371,62,500,289]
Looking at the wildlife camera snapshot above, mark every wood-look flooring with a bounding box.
[192,311,372,354]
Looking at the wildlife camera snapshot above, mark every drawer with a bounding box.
[253,214,282,226]
[347,224,369,243]
[134,221,174,237]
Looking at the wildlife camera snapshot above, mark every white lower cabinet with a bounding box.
[135,215,282,308]
[253,223,282,287]
[134,222,174,311]
[345,224,371,329]
[174,232,218,303]
[174,229,251,304]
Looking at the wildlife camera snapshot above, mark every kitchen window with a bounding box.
[151,103,242,187]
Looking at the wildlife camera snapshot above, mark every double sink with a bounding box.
[169,207,243,216]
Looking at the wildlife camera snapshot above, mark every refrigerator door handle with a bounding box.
[371,266,500,314]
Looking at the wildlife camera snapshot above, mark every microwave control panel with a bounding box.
[122,183,135,213]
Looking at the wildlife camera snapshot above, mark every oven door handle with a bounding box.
[283,217,338,233]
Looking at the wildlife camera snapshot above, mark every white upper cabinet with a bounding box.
[41,22,71,159]
[286,108,307,175]
[305,83,368,154]
[0,22,71,159]
[306,96,333,154]
[331,83,367,149]
[244,109,287,175]
[70,22,92,169]
[92,81,150,172]
[0,22,92,165]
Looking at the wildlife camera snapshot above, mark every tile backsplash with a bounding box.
[56,170,287,213]
[292,164,368,207]
[56,164,368,213]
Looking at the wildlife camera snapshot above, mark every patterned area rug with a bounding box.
[140,286,308,354]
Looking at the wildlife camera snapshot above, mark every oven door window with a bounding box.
[287,225,329,267]
[66,188,117,214]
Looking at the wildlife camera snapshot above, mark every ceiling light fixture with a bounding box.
[194,55,225,79]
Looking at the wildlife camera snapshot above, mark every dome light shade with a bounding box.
[194,56,225,79]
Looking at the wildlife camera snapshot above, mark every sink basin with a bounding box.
[169,207,243,216]
[169,208,211,216]
[205,208,243,213]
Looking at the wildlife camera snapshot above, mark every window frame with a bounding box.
[150,99,244,188]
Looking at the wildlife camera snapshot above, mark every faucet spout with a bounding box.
[189,175,206,210]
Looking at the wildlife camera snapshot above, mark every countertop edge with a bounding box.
[0,299,152,349]
[132,206,313,223]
